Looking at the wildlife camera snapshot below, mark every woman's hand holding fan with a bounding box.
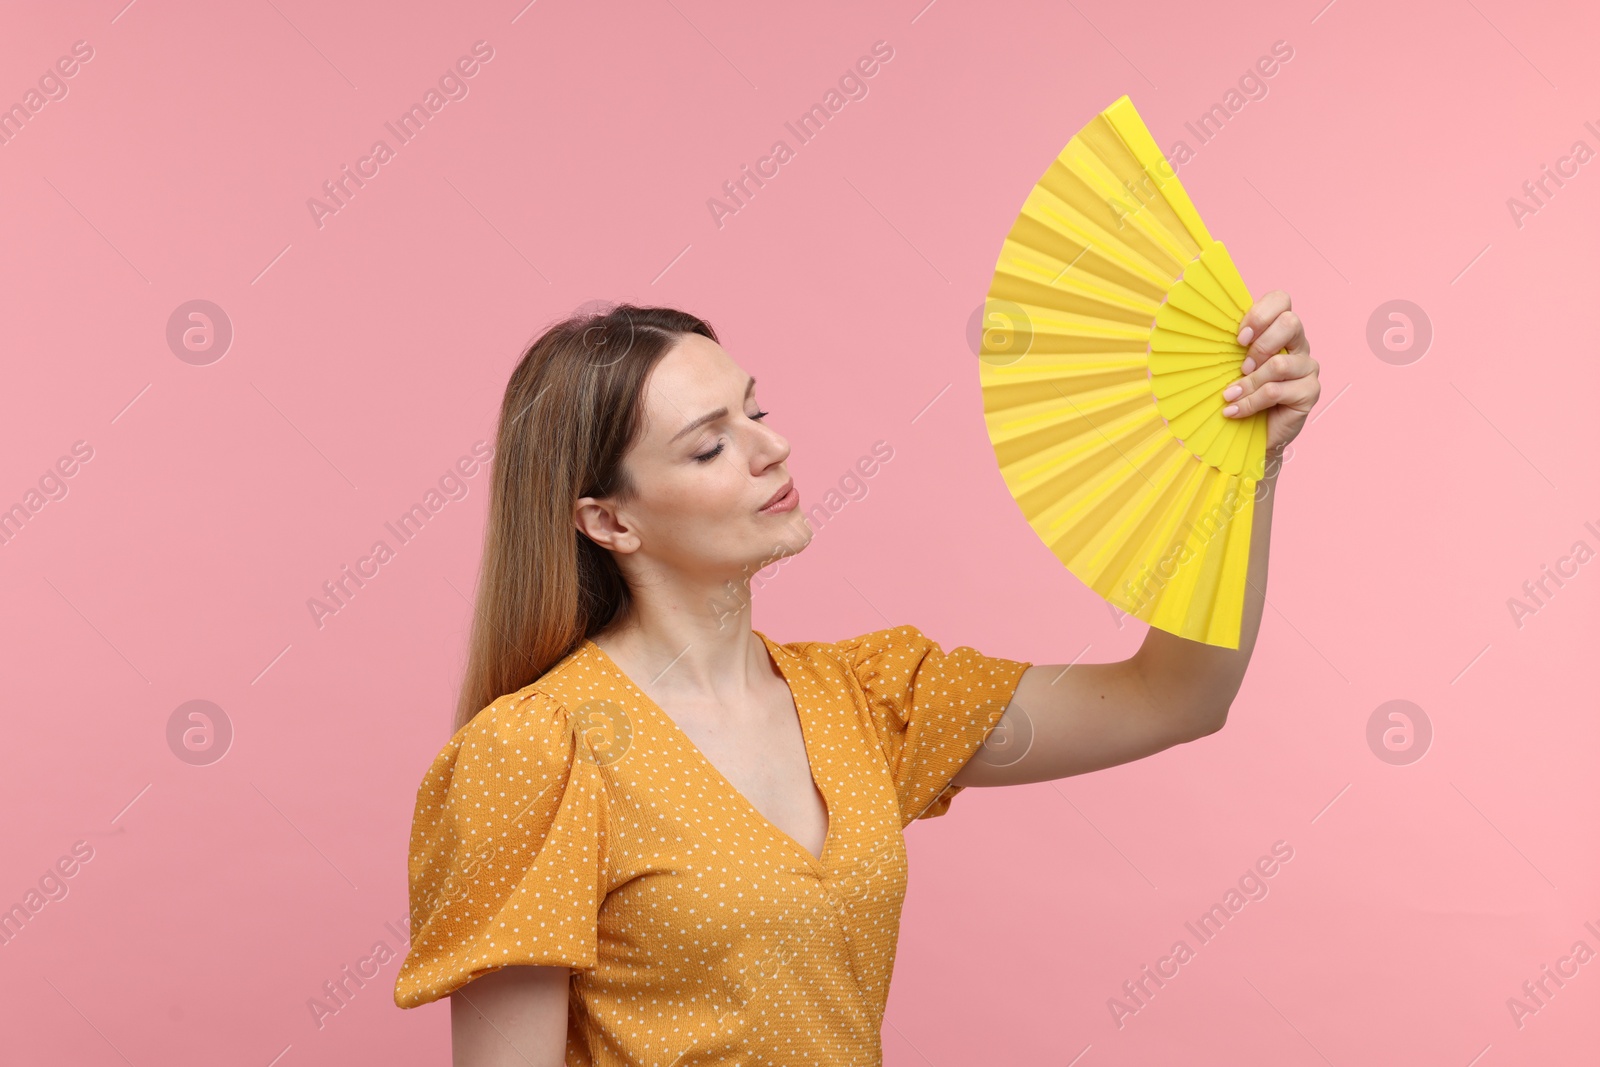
[1222,289,1320,455]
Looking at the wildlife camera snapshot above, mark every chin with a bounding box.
[745,517,813,569]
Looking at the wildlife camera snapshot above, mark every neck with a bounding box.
[592,591,772,705]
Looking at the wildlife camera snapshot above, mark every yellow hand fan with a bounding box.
[977,95,1270,649]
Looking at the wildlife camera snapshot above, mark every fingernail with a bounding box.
[1222,404,1239,417]
[1237,326,1254,346]
[1223,384,1242,401]
[1240,357,1256,374]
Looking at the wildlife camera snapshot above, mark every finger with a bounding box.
[1221,350,1316,415]
[1223,369,1320,419]
[1240,310,1309,375]
[1236,290,1291,350]
[1224,348,1317,404]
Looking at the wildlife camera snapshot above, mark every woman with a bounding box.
[393,301,1319,1065]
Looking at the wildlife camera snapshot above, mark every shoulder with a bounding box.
[405,670,612,896]
[460,686,573,763]
[765,625,951,723]
[411,687,577,827]
[775,624,947,699]
[772,623,1030,722]
[771,623,933,675]
[434,646,599,775]
[425,636,653,801]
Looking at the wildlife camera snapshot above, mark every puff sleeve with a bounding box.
[394,689,608,1009]
[827,624,1033,828]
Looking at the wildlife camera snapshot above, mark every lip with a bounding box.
[758,478,797,514]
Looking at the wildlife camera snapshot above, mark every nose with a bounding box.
[753,419,790,471]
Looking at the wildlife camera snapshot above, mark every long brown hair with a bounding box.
[452,302,719,735]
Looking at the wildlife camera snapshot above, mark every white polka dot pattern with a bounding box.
[393,624,1032,1065]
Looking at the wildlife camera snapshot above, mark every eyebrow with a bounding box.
[669,376,757,443]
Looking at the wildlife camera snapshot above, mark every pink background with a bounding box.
[3,0,1597,1063]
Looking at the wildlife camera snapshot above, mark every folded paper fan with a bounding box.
[977,95,1270,649]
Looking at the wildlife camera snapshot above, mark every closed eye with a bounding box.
[692,409,769,463]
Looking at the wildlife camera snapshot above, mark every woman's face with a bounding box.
[575,332,813,586]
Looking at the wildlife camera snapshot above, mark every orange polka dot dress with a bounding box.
[393,624,1032,1065]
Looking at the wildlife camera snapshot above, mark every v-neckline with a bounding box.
[582,629,833,874]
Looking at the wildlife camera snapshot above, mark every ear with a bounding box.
[575,496,638,554]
